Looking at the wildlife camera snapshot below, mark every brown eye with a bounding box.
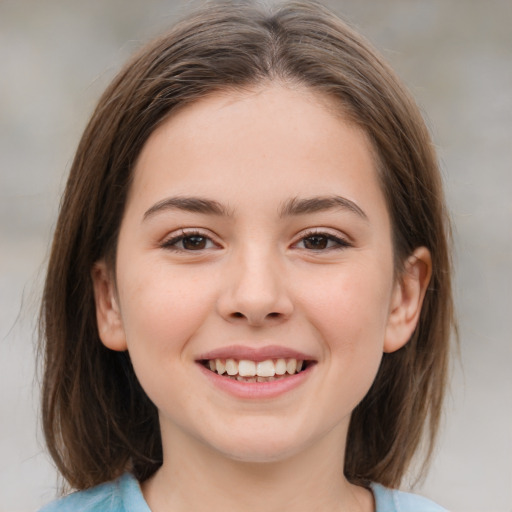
[161,232,217,251]
[297,233,351,251]
[303,235,329,250]
[182,235,208,250]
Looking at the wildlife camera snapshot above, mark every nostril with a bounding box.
[227,310,286,324]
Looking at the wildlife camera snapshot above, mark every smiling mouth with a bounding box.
[200,358,312,382]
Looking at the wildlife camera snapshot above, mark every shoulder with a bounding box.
[39,473,150,512]
[370,482,448,512]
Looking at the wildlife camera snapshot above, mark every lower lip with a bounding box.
[197,363,315,399]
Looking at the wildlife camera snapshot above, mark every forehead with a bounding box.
[128,84,387,224]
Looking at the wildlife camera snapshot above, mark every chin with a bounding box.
[217,443,301,464]
[201,422,318,465]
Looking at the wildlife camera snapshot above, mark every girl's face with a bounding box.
[93,85,429,464]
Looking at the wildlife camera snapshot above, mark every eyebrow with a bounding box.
[142,194,367,222]
[279,195,368,221]
[143,196,232,220]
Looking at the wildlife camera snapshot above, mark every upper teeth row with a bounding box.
[208,358,304,377]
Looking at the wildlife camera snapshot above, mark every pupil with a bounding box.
[183,236,206,250]
[304,235,327,250]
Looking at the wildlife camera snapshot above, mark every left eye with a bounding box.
[162,234,216,251]
[296,233,350,251]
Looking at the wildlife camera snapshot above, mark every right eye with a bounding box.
[161,231,218,252]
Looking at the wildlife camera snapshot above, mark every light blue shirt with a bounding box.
[40,472,447,511]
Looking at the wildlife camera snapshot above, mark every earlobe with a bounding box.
[384,247,432,353]
[91,261,128,352]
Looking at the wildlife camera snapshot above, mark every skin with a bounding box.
[93,84,431,512]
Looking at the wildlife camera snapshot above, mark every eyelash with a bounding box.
[160,229,219,252]
[160,229,351,253]
[294,230,352,251]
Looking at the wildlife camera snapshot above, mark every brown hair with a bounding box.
[40,0,454,491]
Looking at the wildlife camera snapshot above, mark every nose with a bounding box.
[216,248,294,326]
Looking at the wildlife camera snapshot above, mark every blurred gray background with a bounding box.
[1,1,511,511]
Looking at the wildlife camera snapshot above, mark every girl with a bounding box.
[39,1,454,511]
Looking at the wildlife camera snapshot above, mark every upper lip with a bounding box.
[196,345,315,362]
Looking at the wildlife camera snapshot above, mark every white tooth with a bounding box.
[296,360,303,372]
[256,359,275,377]
[247,377,256,383]
[215,359,226,375]
[286,358,297,374]
[236,376,244,381]
[268,376,276,381]
[238,359,256,377]
[257,376,265,382]
[275,358,287,375]
[208,360,216,371]
[225,358,238,376]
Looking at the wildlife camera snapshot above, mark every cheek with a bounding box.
[296,259,393,372]
[114,263,219,417]
[116,262,216,357]
[304,263,391,332]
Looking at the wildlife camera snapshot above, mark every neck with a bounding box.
[141,425,374,512]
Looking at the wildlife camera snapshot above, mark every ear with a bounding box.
[91,260,128,351]
[384,247,432,353]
